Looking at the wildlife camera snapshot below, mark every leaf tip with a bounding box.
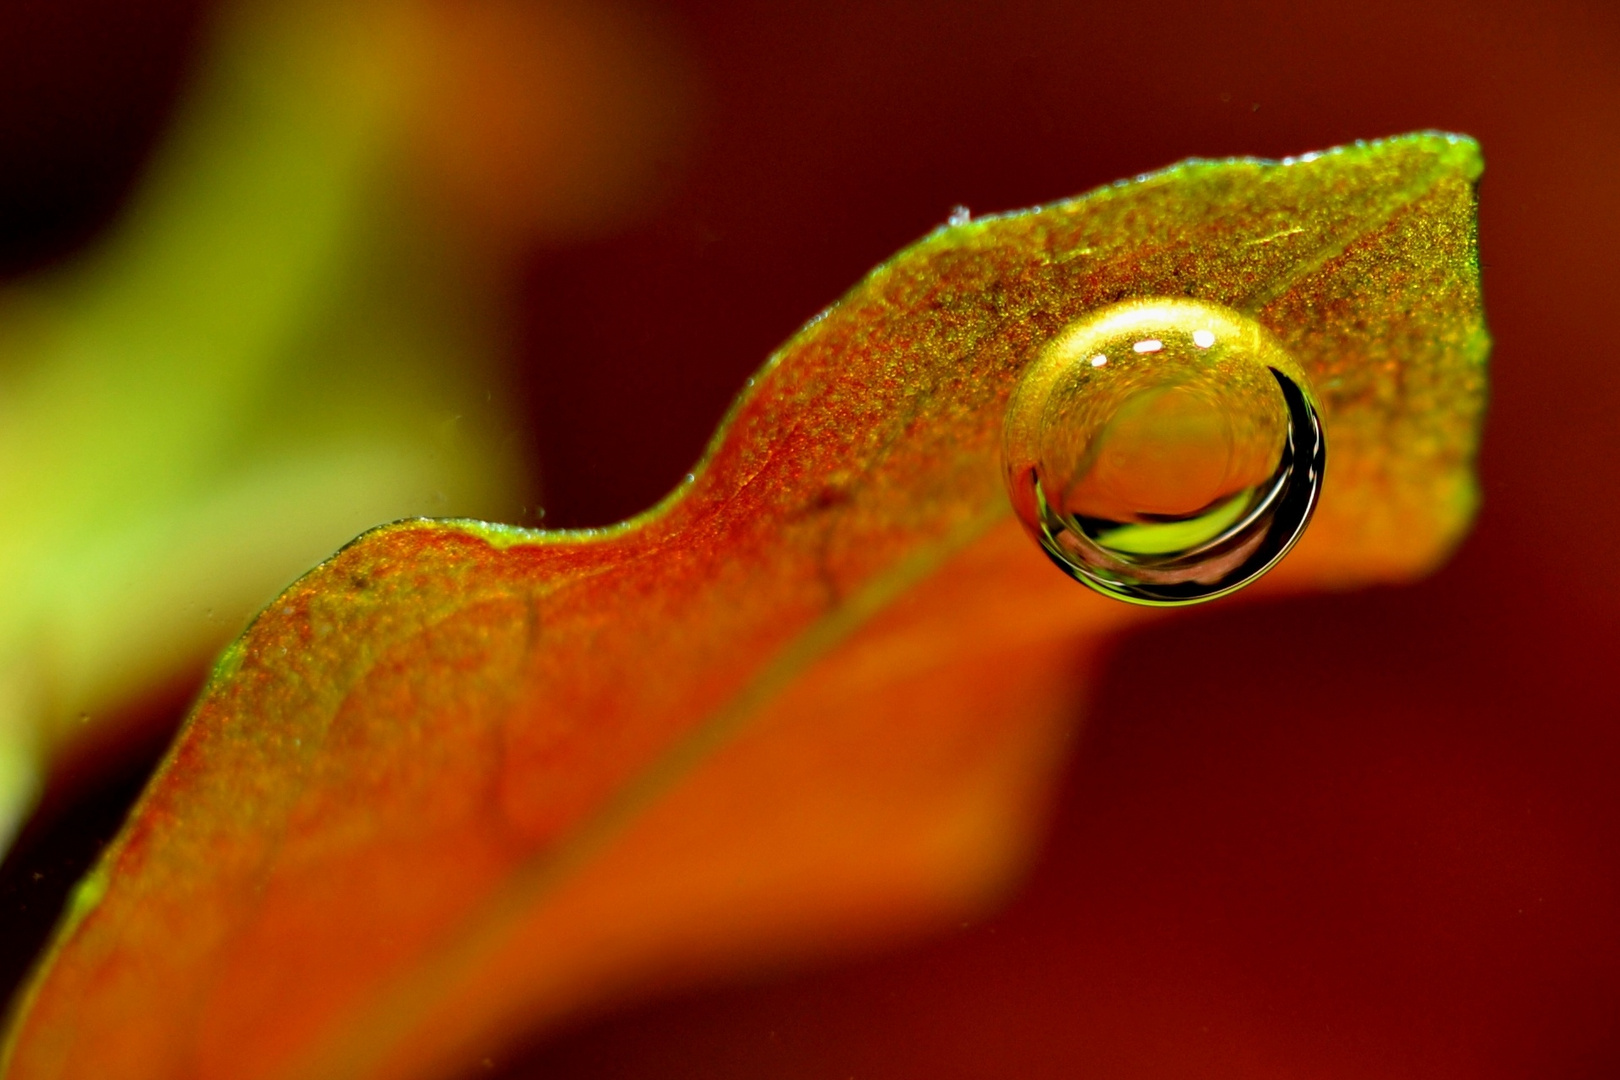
[1407,129,1484,182]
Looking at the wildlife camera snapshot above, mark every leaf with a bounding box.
[0,132,1486,1080]
[0,0,526,849]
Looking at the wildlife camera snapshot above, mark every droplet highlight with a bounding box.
[1003,297,1324,606]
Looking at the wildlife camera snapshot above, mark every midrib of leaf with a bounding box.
[297,137,1470,1078]
[301,501,1012,1078]
[1237,136,1478,312]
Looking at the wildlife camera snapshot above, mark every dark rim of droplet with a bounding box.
[1028,368,1324,607]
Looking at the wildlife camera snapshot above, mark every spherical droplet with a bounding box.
[1003,297,1324,606]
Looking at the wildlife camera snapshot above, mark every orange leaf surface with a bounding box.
[0,132,1486,1080]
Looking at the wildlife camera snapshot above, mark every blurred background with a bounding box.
[1,0,1617,1077]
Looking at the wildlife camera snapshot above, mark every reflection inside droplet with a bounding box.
[1003,297,1324,606]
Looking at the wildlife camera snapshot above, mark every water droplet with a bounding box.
[684,472,696,484]
[1003,297,1324,606]
[948,204,972,226]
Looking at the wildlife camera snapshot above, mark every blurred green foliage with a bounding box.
[0,0,527,847]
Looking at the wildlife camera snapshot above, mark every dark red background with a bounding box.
[3,0,1619,1077]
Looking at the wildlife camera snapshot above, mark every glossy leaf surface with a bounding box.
[1,133,1486,1080]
